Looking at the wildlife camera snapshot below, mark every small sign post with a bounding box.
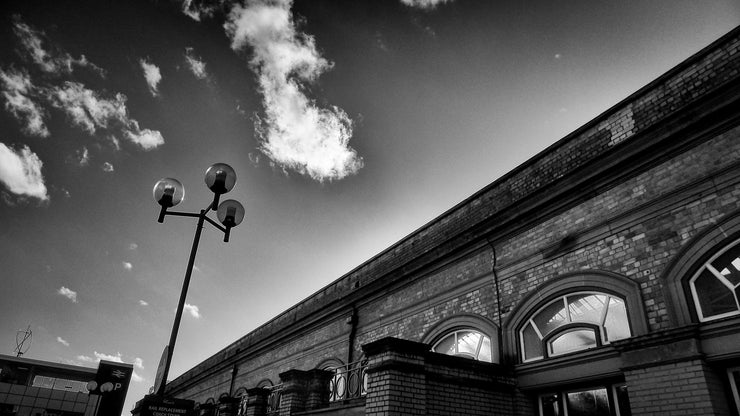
[88,360,134,416]
[131,394,195,416]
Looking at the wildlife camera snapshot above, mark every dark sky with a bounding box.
[0,0,738,413]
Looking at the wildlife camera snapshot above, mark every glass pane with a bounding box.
[522,322,543,360]
[540,393,561,416]
[603,297,631,342]
[432,333,456,355]
[457,331,482,357]
[566,388,610,416]
[694,269,738,318]
[615,384,632,416]
[478,335,493,362]
[711,242,740,286]
[549,329,597,356]
[534,298,568,337]
[568,294,607,324]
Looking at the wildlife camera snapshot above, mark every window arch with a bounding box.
[689,237,740,321]
[661,211,740,326]
[423,313,500,363]
[504,271,646,364]
[431,329,494,362]
[519,292,631,362]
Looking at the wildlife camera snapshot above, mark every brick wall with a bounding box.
[624,359,730,416]
[165,27,740,414]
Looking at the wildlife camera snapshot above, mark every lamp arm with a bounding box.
[203,215,227,233]
[162,211,201,219]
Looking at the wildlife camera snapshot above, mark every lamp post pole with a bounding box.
[152,164,245,398]
[157,210,205,397]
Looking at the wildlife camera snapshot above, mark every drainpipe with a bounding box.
[346,306,358,364]
[485,238,503,361]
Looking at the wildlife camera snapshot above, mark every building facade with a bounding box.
[0,354,100,416]
[163,26,740,416]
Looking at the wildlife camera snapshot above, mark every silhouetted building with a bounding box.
[0,354,99,416]
[161,25,740,416]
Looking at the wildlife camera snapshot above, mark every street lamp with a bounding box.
[152,163,245,397]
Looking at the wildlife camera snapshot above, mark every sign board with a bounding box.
[153,346,169,395]
[88,360,133,416]
[132,394,195,416]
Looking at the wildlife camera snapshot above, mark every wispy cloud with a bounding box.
[76,351,145,382]
[58,286,77,303]
[180,0,219,21]
[139,59,162,96]
[122,261,132,271]
[12,16,105,76]
[0,68,49,137]
[400,0,453,9]
[224,0,362,182]
[56,336,70,347]
[46,82,164,149]
[184,47,209,80]
[139,300,148,306]
[102,162,114,172]
[129,243,138,250]
[0,142,48,201]
[184,303,201,319]
[75,147,89,166]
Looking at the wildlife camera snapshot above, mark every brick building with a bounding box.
[160,26,740,416]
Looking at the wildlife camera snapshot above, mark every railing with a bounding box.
[328,359,368,402]
[266,383,283,415]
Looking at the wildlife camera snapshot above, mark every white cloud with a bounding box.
[58,286,77,303]
[12,17,105,76]
[56,336,70,347]
[139,300,148,306]
[224,0,362,182]
[0,143,47,201]
[180,0,218,21]
[132,371,145,383]
[134,357,144,369]
[46,82,164,150]
[0,68,49,137]
[94,351,123,362]
[125,123,165,150]
[76,354,94,363]
[184,47,209,80]
[102,162,114,172]
[139,59,162,96]
[184,303,201,319]
[400,0,453,9]
[129,243,138,250]
[122,261,132,271]
[76,147,89,166]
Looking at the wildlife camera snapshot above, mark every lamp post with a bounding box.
[152,163,245,397]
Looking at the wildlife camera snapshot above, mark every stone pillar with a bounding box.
[362,337,428,416]
[278,369,310,416]
[305,369,335,410]
[217,396,240,416]
[616,326,731,416]
[245,388,269,416]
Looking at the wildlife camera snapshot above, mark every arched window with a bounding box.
[424,314,500,363]
[689,238,740,322]
[431,329,494,362]
[519,292,631,362]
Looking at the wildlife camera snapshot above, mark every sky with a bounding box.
[0,0,738,413]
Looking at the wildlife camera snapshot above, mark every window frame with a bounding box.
[519,291,632,363]
[688,237,740,322]
[430,328,493,362]
[537,383,630,416]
